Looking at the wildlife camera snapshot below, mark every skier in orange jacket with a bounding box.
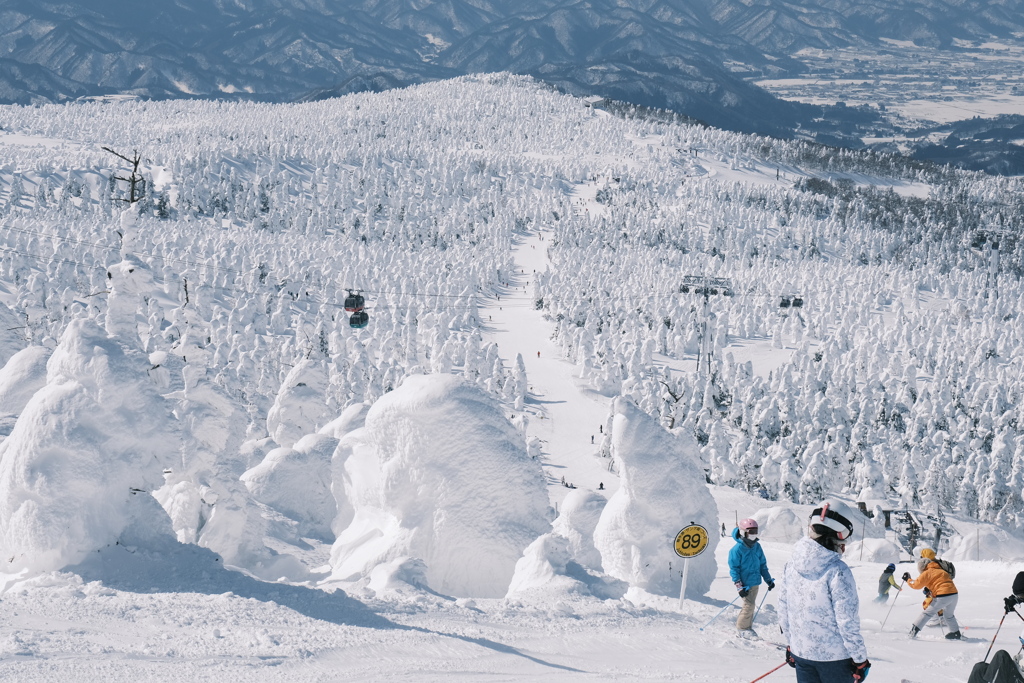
[903,549,960,639]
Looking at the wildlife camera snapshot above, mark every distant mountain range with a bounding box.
[1,1,1023,146]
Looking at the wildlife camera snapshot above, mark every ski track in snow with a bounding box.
[482,222,619,505]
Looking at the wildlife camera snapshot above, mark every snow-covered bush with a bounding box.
[552,489,607,571]
[593,397,719,597]
[751,506,804,543]
[329,374,551,597]
[0,346,51,422]
[505,533,585,598]
[241,433,338,541]
[0,319,178,572]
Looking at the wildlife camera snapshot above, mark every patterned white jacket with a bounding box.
[778,535,868,663]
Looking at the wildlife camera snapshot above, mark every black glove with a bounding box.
[738,587,749,598]
[785,647,796,668]
[851,659,871,681]
[902,572,911,582]
[1006,596,1019,614]
[767,580,776,591]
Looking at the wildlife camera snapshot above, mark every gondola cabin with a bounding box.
[349,311,369,328]
[344,291,365,312]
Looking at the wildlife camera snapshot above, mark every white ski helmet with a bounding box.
[807,501,854,552]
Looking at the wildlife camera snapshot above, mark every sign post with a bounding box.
[674,523,710,609]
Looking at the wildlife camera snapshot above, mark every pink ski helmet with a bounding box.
[739,518,759,534]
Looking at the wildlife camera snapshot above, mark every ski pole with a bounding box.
[700,595,741,631]
[752,588,770,625]
[749,662,787,682]
[985,612,1008,663]
[880,580,906,630]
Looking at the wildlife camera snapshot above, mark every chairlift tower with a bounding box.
[973,228,1016,296]
[680,275,733,378]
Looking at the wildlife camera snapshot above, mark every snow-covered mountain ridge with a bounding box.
[0,75,1020,679]
[2,0,1024,146]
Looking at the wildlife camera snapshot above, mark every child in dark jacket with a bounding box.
[874,563,901,603]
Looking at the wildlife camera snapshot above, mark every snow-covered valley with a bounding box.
[0,74,1021,680]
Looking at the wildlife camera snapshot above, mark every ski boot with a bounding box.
[945,630,962,640]
[909,625,920,638]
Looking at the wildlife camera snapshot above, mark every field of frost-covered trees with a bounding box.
[0,74,1020,588]
[539,133,1024,526]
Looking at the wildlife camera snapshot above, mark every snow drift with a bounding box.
[328,374,551,598]
[0,319,179,573]
[593,397,719,597]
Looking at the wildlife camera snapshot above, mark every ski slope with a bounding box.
[0,486,1019,681]
[482,224,618,504]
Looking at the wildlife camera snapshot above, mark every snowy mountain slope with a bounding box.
[0,75,1018,679]
[701,0,1024,52]
[2,0,1023,143]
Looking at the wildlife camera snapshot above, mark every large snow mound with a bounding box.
[328,374,551,598]
[845,537,902,564]
[241,432,337,541]
[751,506,805,543]
[552,489,607,571]
[0,319,179,573]
[945,526,1024,562]
[0,345,51,424]
[593,397,719,597]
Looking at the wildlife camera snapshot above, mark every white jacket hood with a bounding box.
[789,531,841,579]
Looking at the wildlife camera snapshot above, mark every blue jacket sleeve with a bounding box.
[758,545,773,583]
[728,545,742,584]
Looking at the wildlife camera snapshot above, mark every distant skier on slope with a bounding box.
[874,563,901,603]
[728,518,774,638]
[778,502,870,682]
[903,548,961,639]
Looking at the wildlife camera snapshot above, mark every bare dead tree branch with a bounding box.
[659,380,682,403]
[102,146,144,204]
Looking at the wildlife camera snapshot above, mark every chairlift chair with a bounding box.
[780,296,792,308]
[792,297,804,308]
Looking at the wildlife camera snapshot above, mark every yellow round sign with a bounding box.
[674,524,709,558]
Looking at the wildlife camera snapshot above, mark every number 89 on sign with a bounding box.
[674,524,709,558]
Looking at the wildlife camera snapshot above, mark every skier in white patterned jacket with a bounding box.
[778,502,871,682]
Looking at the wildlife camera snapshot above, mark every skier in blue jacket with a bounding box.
[728,518,775,636]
